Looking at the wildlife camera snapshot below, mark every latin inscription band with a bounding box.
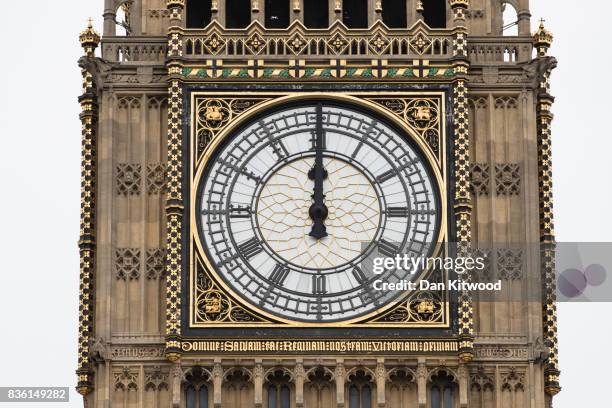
[181,339,458,353]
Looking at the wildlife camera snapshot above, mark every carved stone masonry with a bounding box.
[496,248,523,280]
[501,367,525,392]
[145,366,169,391]
[470,163,490,196]
[472,248,492,281]
[146,248,166,280]
[470,366,495,391]
[115,248,141,280]
[116,163,142,196]
[147,163,167,195]
[114,367,139,391]
[495,163,521,195]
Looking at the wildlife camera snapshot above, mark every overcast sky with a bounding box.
[0,1,609,406]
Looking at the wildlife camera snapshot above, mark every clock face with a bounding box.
[197,103,441,322]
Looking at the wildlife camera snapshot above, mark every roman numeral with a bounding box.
[310,131,327,150]
[352,266,368,284]
[312,275,327,295]
[269,264,290,286]
[238,237,263,260]
[378,239,399,257]
[376,169,398,184]
[260,121,289,160]
[386,207,410,218]
[229,204,251,219]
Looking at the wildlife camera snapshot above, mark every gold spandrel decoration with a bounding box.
[370,267,446,324]
[194,97,273,164]
[373,291,444,324]
[366,97,442,164]
[193,254,273,324]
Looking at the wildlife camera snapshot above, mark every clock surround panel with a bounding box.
[185,90,455,331]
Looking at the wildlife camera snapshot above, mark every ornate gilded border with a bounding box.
[450,0,475,363]
[76,21,101,396]
[533,22,560,396]
[188,91,451,328]
[536,61,560,397]
[164,0,186,362]
[180,62,455,81]
[162,0,476,359]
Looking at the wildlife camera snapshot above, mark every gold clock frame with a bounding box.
[187,91,452,328]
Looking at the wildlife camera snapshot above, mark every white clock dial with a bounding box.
[256,157,381,269]
[198,103,440,322]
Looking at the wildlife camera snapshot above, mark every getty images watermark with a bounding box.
[370,253,500,292]
[0,388,69,403]
[361,242,612,301]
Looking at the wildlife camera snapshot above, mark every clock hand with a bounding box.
[308,103,329,239]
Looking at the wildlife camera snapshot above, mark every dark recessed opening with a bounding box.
[343,0,368,28]
[265,0,290,28]
[423,0,447,28]
[304,0,329,28]
[382,0,407,28]
[226,0,251,28]
[186,0,212,28]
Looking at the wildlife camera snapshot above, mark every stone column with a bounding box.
[254,361,264,408]
[103,0,116,35]
[416,359,427,408]
[332,0,342,23]
[376,359,386,408]
[291,0,304,23]
[415,0,424,22]
[295,360,305,408]
[213,362,223,408]
[252,0,264,24]
[335,360,346,408]
[517,0,531,36]
[458,364,469,408]
[171,362,183,408]
[368,0,379,26]
[211,0,219,22]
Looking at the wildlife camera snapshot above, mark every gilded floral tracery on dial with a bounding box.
[195,97,272,162]
[194,257,272,324]
[372,289,444,324]
[366,97,442,161]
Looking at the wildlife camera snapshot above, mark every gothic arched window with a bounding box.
[343,0,368,28]
[227,0,251,28]
[382,0,407,28]
[186,0,212,28]
[429,370,456,408]
[502,2,519,36]
[185,385,209,408]
[265,0,290,28]
[347,370,373,408]
[304,0,329,28]
[115,2,131,36]
[266,371,292,408]
[423,0,447,29]
[185,367,210,408]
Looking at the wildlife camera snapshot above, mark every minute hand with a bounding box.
[308,103,329,239]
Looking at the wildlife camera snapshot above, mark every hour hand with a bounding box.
[308,103,329,240]
[308,203,328,239]
[308,159,328,239]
